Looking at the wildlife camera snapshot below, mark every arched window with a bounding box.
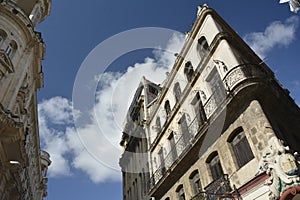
[206,151,224,180]
[197,36,209,59]
[176,184,186,200]
[228,127,254,168]
[164,100,171,117]
[189,170,202,195]
[173,82,181,103]
[184,61,194,82]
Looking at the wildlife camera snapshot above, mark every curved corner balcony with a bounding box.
[204,63,268,118]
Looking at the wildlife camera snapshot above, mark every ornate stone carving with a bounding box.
[0,49,14,77]
[258,137,300,199]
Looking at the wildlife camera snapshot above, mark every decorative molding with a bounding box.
[258,137,300,199]
[0,49,14,77]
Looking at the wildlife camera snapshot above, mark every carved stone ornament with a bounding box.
[0,49,14,77]
[258,137,300,199]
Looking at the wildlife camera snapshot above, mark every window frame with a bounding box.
[189,170,202,195]
[197,36,209,60]
[228,127,254,168]
[178,114,190,145]
[191,92,206,127]
[176,184,186,200]
[164,100,171,117]
[206,152,224,181]
[184,61,194,82]
[173,82,181,103]
[155,116,161,133]
[5,40,17,58]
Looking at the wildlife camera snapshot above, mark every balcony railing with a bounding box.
[223,64,267,91]
[204,174,232,200]
[191,174,232,200]
[149,108,207,189]
[191,193,206,200]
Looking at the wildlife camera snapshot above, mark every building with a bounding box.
[120,4,300,200]
[279,0,300,13]
[0,0,52,199]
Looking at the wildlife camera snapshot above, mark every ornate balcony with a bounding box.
[191,175,232,200]
[223,64,268,92]
[204,174,232,200]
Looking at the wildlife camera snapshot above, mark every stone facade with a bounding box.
[120,4,300,200]
[0,0,51,199]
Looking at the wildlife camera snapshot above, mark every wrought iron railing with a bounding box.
[191,175,232,200]
[149,108,207,189]
[204,174,232,200]
[191,192,206,200]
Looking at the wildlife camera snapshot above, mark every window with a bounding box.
[189,170,202,195]
[173,82,181,103]
[5,45,12,57]
[191,92,206,128]
[184,61,194,82]
[197,36,209,59]
[207,152,224,180]
[168,132,177,162]
[29,4,42,26]
[147,84,158,104]
[5,40,17,58]
[164,100,171,117]
[155,116,161,132]
[179,114,191,144]
[158,148,166,174]
[176,184,186,200]
[228,128,254,168]
[206,67,225,104]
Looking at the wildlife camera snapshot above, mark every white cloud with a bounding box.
[38,96,74,125]
[244,16,299,58]
[38,97,73,177]
[38,33,185,183]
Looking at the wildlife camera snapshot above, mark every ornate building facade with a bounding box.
[0,0,51,199]
[120,4,300,200]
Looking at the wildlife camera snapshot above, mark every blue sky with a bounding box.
[35,1,300,199]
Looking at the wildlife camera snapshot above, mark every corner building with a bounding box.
[0,0,51,199]
[120,5,300,200]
